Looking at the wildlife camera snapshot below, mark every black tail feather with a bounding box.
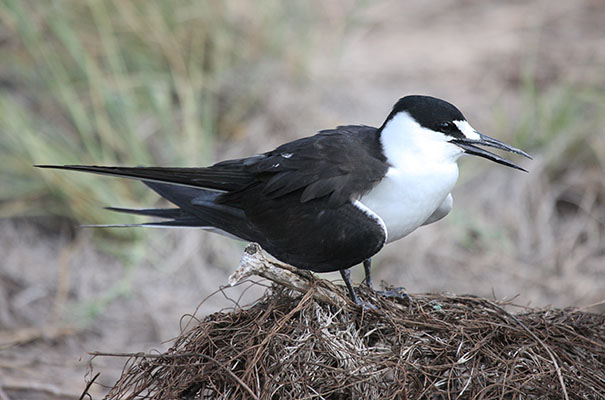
[105,181,258,242]
[105,207,187,219]
[36,164,252,192]
[82,218,204,228]
[37,165,260,242]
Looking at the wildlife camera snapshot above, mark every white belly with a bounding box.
[359,163,459,242]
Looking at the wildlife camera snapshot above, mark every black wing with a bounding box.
[218,125,388,207]
[37,125,388,206]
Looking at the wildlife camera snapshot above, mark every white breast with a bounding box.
[358,111,463,243]
[359,165,458,242]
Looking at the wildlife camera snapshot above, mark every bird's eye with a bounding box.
[438,121,453,132]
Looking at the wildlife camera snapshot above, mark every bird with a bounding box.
[37,95,531,307]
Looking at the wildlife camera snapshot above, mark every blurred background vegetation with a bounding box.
[0,0,321,230]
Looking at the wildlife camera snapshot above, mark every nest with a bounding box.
[92,245,605,399]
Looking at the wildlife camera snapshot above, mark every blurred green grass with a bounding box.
[500,77,605,179]
[0,0,315,231]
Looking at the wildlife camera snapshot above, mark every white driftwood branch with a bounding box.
[229,243,348,307]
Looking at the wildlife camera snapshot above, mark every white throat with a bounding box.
[380,112,464,167]
[358,112,462,242]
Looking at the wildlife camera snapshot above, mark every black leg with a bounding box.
[363,258,374,289]
[340,269,360,304]
[362,259,410,303]
[340,269,376,310]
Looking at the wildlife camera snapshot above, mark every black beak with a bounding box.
[452,132,532,172]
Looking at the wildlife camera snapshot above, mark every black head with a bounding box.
[379,95,532,171]
[380,95,468,139]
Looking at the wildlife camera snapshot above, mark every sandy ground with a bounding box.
[1,1,603,398]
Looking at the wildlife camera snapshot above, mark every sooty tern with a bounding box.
[38,95,531,307]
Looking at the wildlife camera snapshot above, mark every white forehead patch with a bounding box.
[453,120,481,140]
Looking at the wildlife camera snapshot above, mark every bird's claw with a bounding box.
[375,287,411,304]
[353,298,378,311]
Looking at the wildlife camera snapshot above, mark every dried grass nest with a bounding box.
[93,245,604,400]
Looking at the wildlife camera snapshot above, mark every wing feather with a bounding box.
[38,125,388,208]
[237,125,388,206]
